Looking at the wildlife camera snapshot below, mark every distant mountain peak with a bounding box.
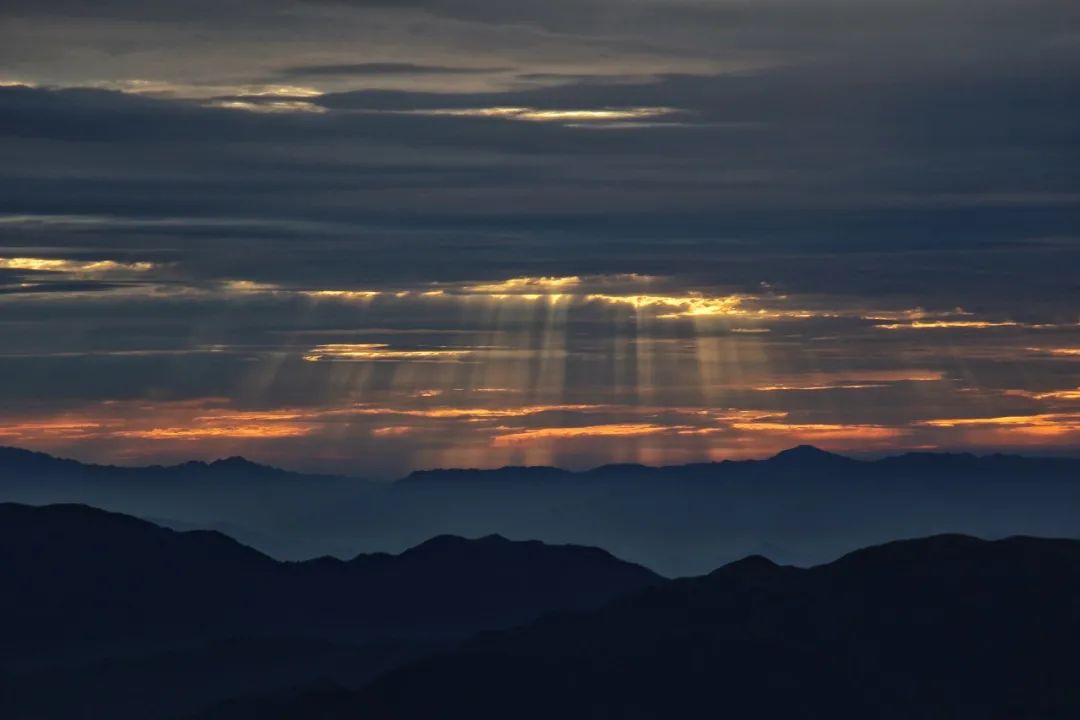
[768,445,851,464]
[208,456,271,471]
[407,533,513,553]
[710,553,782,580]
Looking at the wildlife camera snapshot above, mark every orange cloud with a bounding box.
[1005,388,1080,401]
[0,400,321,445]
[875,320,1019,330]
[753,383,888,392]
[731,421,904,441]
[351,404,603,420]
[371,426,417,437]
[114,425,312,440]
[1028,348,1080,357]
[918,413,1080,433]
[492,423,674,445]
[0,421,103,440]
[302,344,474,362]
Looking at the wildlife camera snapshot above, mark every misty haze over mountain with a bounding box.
[3,444,1078,576]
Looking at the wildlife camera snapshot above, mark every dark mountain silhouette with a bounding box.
[0,503,659,720]
[265,534,1080,720]
[0,445,314,481]
[3,445,1080,575]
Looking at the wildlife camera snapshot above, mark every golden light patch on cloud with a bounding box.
[192,410,311,422]
[707,409,790,423]
[302,343,474,362]
[114,425,313,440]
[221,279,284,293]
[875,320,1019,330]
[1032,389,1080,401]
[708,370,946,392]
[862,307,974,322]
[0,257,156,274]
[86,79,324,100]
[850,370,947,382]
[208,99,327,114]
[0,421,103,440]
[731,421,904,441]
[1004,388,1080,401]
[464,276,583,294]
[0,400,324,444]
[350,404,602,420]
[237,85,325,98]
[372,426,417,437]
[303,290,382,300]
[753,383,888,392]
[586,292,743,317]
[491,423,674,445]
[584,292,819,320]
[673,426,728,436]
[1028,348,1080,357]
[917,414,1080,433]
[397,106,679,123]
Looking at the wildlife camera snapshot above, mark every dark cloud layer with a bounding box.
[0,0,1077,473]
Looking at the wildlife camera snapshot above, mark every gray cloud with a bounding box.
[276,62,511,78]
[0,0,1078,471]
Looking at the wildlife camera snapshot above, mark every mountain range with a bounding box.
[2,444,1079,575]
[253,534,1080,720]
[0,502,658,720]
[4,501,1080,718]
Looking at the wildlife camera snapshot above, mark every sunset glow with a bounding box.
[0,0,1076,477]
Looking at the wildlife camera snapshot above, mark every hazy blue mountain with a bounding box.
[0,503,658,720]
[266,534,1080,720]
[2,445,1080,575]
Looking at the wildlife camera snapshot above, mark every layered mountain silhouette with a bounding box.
[2,445,1080,575]
[260,534,1080,720]
[5,500,1080,719]
[0,503,659,720]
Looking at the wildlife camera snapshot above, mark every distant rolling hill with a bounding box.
[0,503,659,720]
[2,444,1080,575]
[266,534,1080,720]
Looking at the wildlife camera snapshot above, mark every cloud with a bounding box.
[875,320,1020,330]
[0,256,156,274]
[302,343,474,362]
[491,423,674,445]
[1,0,1079,471]
[277,62,509,78]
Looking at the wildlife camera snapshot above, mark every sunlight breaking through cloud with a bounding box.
[0,257,157,274]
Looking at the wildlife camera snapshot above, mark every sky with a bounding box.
[0,0,1078,477]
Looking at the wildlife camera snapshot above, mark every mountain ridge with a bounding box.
[4,444,1080,577]
[6,443,1080,485]
[276,533,1080,720]
[0,502,662,719]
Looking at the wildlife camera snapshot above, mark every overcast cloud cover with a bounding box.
[0,0,1077,476]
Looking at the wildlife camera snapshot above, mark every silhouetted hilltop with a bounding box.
[0,503,658,655]
[0,503,659,719]
[277,534,1080,720]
